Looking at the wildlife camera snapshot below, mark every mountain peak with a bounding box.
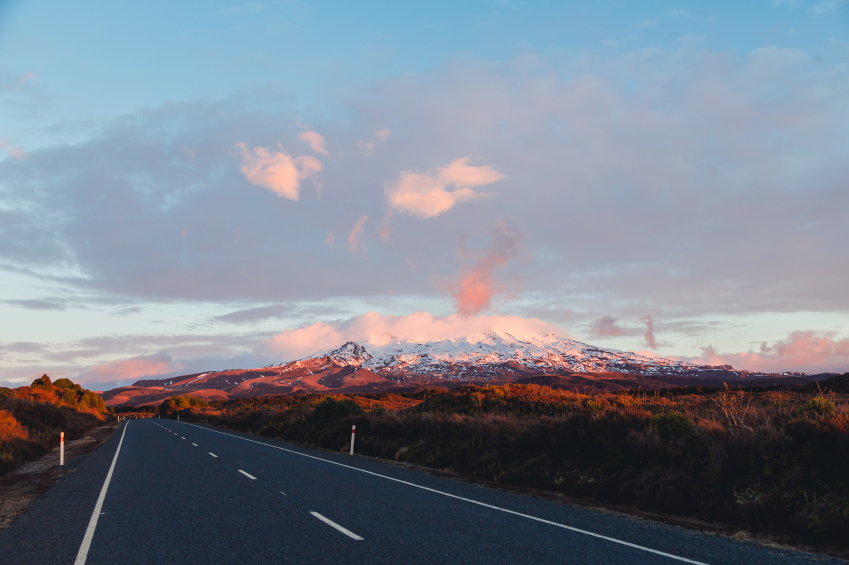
[325,341,373,366]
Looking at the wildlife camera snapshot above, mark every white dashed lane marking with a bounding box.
[238,470,257,480]
[310,512,364,541]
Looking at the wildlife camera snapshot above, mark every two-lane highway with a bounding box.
[1,420,843,564]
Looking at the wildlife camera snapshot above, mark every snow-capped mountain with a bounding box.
[106,329,817,407]
[303,331,743,380]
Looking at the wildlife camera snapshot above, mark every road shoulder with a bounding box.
[0,420,119,531]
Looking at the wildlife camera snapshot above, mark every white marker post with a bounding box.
[60,432,64,466]
[350,425,356,455]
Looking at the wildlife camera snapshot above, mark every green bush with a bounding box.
[160,394,209,415]
[61,388,78,406]
[31,374,52,390]
[312,397,363,427]
[801,397,836,417]
[0,387,10,399]
[53,378,77,390]
[649,411,695,442]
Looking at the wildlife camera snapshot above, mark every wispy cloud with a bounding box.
[810,0,848,14]
[641,315,657,349]
[0,139,26,160]
[347,215,368,256]
[215,304,290,324]
[3,299,65,310]
[237,142,322,200]
[590,315,627,337]
[448,220,522,317]
[385,158,504,218]
[297,130,328,155]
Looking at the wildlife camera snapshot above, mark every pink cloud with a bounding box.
[0,139,26,160]
[590,315,626,337]
[375,128,391,141]
[691,330,849,374]
[263,311,562,361]
[236,142,322,200]
[325,231,335,248]
[76,352,180,385]
[297,130,328,155]
[385,157,504,218]
[347,215,368,256]
[449,220,522,316]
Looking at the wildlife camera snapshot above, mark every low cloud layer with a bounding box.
[693,331,849,375]
[263,311,561,362]
[76,351,179,385]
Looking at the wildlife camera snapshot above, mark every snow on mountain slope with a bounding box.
[304,330,747,379]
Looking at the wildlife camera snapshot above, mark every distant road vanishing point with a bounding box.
[0,420,842,564]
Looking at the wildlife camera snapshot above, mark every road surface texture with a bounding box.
[0,420,843,564]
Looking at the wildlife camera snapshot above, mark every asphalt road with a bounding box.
[0,419,843,564]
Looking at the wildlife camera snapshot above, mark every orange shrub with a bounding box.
[0,409,29,441]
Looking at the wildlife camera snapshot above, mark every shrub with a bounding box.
[801,397,836,417]
[53,378,77,390]
[0,410,28,441]
[160,394,210,415]
[62,388,78,407]
[78,390,108,414]
[649,411,695,442]
[0,387,11,399]
[31,374,52,390]
[312,397,363,426]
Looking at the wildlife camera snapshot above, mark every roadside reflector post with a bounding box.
[60,432,64,466]
[350,425,356,455]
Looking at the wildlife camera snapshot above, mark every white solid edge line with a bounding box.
[209,452,218,457]
[310,511,364,541]
[238,469,257,480]
[181,422,707,565]
[74,421,129,565]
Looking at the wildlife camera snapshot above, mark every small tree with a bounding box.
[31,374,52,390]
[53,378,76,390]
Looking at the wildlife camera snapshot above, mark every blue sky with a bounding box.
[1,0,848,389]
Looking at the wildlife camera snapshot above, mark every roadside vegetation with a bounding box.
[0,376,109,475]
[171,373,849,554]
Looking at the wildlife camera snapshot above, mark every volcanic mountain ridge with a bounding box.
[102,331,823,407]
